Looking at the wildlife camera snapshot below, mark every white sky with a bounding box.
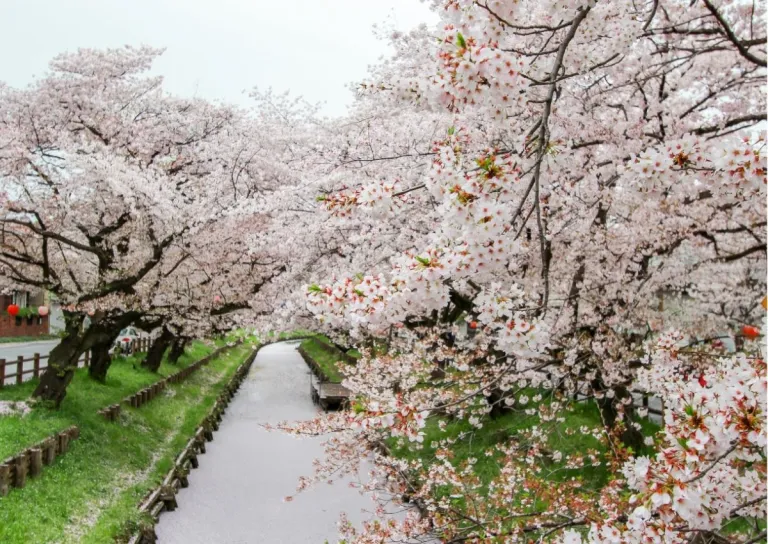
[1,0,436,116]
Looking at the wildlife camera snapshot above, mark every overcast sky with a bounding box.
[1,0,435,116]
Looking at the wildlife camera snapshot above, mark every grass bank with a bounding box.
[0,339,255,543]
[389,392,660,505]
[299,336,358,383]
[0,340,216,460]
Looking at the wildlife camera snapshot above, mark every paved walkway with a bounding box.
[156,341,381,544]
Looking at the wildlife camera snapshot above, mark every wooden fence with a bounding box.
[0,426,80,496]
[0,337,152,387]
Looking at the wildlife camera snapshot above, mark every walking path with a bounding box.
[156,341,381,543]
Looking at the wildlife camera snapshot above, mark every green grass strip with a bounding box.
[299,337,348,383]
[389,391,661,510]
[0,334,60,344]
[0,340,254,544]
[0,341,216,460]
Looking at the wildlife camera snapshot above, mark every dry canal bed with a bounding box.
[156,341,382,543]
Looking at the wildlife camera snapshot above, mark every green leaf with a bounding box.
[456,32,466,49]
[415,255,431,266]
[308,284,323,293]
[448,126,455,136]
[476,157,492,171]
[315,195,326,202]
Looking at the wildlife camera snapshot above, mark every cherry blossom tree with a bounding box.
[0,46,260,403]
[291,0,766,541]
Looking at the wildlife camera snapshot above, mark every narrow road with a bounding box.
[0,339,59,362]
[0,340,59,386]
[156,341,382,544]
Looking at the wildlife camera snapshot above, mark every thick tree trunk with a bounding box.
[33,310,140,407]
[142,328,174,372]
[32,313,87,407]
[167,337,188,364]
[88,340,115,383]
[591,379,644,451]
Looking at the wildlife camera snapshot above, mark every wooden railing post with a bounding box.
[84,350,90,368]
[16,356,24,385]
[0,358,5,388]
[33,353,41,379]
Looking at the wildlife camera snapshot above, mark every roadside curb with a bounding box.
[0,339,59,349]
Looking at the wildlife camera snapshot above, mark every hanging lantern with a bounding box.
[742,325,761,339]
[38,305,49,317]
[7,304,19,317]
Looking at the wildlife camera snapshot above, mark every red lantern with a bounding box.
[7,304,19,317]
[742,325,761,339]
[469,321,478,330]
[38,305,49,317]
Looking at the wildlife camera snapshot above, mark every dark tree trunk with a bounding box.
[142,328,174,372]
[32,313,86,407]
[167,337,188,365]
[84,319,130,383]
[486,388,508,419]
[33,310,140,407]
[591,378,644,451]
[88,340,114,383]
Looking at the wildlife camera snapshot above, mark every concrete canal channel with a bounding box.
[155,341,380,543]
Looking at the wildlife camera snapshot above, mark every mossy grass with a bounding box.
[0,340,215,459]
[0,338,255,543]
[299,337,350,383]
[276,329,319,341]
[389,390,661,501]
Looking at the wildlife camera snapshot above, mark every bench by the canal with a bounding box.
[311,381,351,409]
